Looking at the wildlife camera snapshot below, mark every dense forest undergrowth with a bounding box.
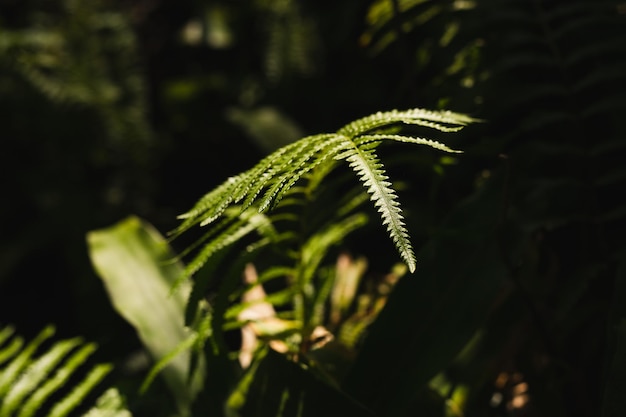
[1,0,625,416]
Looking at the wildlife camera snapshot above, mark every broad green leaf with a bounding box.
[87,216,203,415]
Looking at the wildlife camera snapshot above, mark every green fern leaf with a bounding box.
[177,108,470,275]
[19,349,98,417]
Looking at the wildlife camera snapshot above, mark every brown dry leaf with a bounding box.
[238,263,291,367]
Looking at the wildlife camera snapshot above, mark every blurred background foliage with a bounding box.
[1,0,625,415]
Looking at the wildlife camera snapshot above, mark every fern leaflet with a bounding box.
[341,144,416,272]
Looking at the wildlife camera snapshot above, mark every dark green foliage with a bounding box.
[2,0,625,416]
[353,0,626,415]
[602,261,626,417]
[0,0,152,151]
[229,348,375,417]
[345,172,510,416]
[169,110,471,410]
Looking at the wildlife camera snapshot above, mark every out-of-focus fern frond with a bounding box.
[477,0,626,241]
[0,0,152,151]
[362,0,472,55]
[0,325,129,417]
[255,0,322,82]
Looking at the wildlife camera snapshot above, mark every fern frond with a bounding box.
[1,337,82,416]
[82,388,132,417]
[0,325,125,417]
[174,134,340,236]
[247,135,346,213]
[49,363,113,417]
[0,326,55,397]
[179,207,277,283]
[177,108,469,274]
[300,213,369,282]
[173,174,245,235]
[337,108,476,137]
[341,145,417,273]
[234,136,331,206]
[355,134,463,153]
[0,327,22,367]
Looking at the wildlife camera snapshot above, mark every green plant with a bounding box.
[174,107,473,414]
[4,0,625,416]
[87,216,203,417]
[173,107,472,346]
[175,108,471,274]
[0,325,130,416]
[84,107,473,416]
[350,1,626,416]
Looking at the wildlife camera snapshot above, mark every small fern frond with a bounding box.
[340,145,417,273]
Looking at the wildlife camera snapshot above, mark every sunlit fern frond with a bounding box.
[0,325,130,417]
[176,108,474,275]
[339,144,417,272]
[337,108,476,137]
